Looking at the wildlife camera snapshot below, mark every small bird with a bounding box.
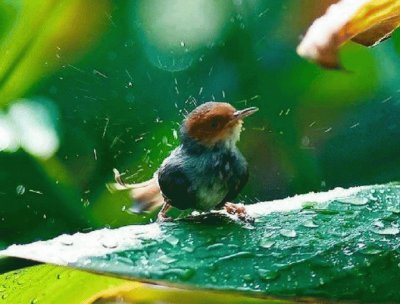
[114,101,258,222]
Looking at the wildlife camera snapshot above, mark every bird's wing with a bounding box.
[217,163,249,208]
[158,163,197,210]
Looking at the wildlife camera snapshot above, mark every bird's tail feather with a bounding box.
[110,168,164,213]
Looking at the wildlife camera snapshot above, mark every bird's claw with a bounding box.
[157,213,173,223]
[224,202,253,223]
[224,202,254,223]
[156,202,173,223]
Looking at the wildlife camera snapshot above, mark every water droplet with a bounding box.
[259,240,275,249]
[343,247,353,256]
[242,274,253,282]
[83,199,90,207]
[101,239,118,249]
[180,41,185,47]
[302,220,318,228]
[280,229,297,238]
[373,220,384,228]
[217,251,253,263]
[31,299,38,304]
[164,268,195,281]
[16,185,25,196]
[165,235,179,246]
[388,207,400,214]
[361,247,382,255]
[59,236,73,246]
[210,275,217,283]
[158,255,177,264]
[263,231,275,238]
[182,245,195,253]
[206,243,224,250]
[372,227,399,235]
[172,129,178,140]
[258,269,279,281]
[337,196,369,205]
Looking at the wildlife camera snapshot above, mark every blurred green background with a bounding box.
[0,0,400,248]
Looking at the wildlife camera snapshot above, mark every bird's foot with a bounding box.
[157,213,173,223]
[224,202,254,223]
[156,202,173,223]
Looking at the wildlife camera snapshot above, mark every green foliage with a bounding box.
[393,30,400,55]
[2,184,400,302]
[0,264,136,303]
[0,264,288,304]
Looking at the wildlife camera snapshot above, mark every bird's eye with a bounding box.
[210,118,220,129]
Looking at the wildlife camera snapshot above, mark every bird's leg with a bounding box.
[157,201,172,222]
[224,202,253,222]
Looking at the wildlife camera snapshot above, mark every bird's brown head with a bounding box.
[182,102,258,147]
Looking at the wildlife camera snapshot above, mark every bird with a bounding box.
[113,101,258,222]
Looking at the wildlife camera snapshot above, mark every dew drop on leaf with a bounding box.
[373,220,384,228]
[337,196,369,206]
[388,207,400,214]
[101,239,118,249]
[59,236,74,246]
[158,255,177,264]
[279,229,297,238]
[302,220,318,228]
[259,240,275,249]
[371,227,399,235]
[242,274,253,282]
[361,247,383,255]
[165,235,179,246]
[258,269,280,281]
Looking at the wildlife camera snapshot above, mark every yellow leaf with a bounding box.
[297,0,400,68]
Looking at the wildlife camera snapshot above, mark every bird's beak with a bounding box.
[233,107,259,119]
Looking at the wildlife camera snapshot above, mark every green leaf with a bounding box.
[2,184,400,302]
[0,264,288,304]
[0,263,137,303]
[393,29,400,54]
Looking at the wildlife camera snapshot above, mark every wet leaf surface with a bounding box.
[0,264,283,304]
[2,184,400,301]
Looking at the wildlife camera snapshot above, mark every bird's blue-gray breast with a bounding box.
[158,143,248,211]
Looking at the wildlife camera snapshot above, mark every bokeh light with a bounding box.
[134,0,233,71]
[6,97,60,159]
[0,113,17,152]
